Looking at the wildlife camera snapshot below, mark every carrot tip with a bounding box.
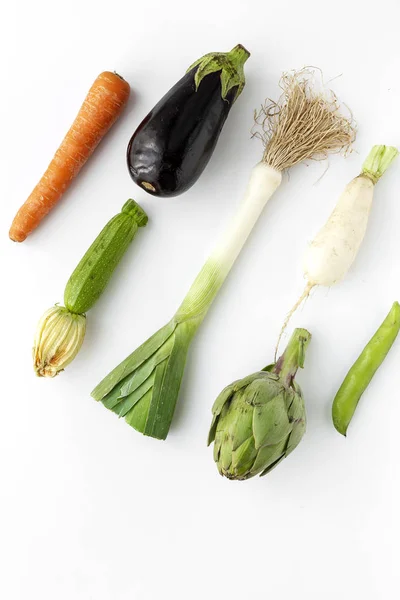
[9,227,26,242]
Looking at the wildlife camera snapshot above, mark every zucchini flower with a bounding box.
[208,328,311,480]
[33,306,86,377]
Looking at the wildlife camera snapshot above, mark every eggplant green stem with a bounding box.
[187,44,250,102]
[273,328,311,387]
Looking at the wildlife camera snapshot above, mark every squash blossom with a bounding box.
[33,306,86,377]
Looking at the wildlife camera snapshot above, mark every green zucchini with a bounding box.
[64,199,148,314]
[33,200,147,378]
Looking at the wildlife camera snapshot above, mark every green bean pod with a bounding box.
[332,301,400,436]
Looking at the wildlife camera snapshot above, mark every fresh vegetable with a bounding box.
[332,301,400,436]
[127,44,250,197]
[10,72,130,242]
[276,145,399,353]
[33,200,147,377]
[92,69,355,440]
[64,200,148,314]
[208,328,311,480]
[34,306,86,378]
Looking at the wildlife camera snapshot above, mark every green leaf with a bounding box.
[91,319,176,401]
[209,373,265,440]
[210,383,235,417]
[208,385,235,445]
[287,390,306,423]
[285,419,306,457]
[119,337,174,398]
[213,430,223,464]
[117,371,157,418]
[252,393,291,449]
[219,431,234,473]
[231,436,257,478]
[233,372,268,392]
[230,395,254,452]
[93,312,203,439]
[250,439,287,477]
[101,372,136,410]
[143,321,195,440]
[125,388,153,433]
[245,377,283,407]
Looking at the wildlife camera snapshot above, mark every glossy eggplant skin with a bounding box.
[127,68,237,197]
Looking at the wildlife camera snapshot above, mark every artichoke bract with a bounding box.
[208,328,311,480]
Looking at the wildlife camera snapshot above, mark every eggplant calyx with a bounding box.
[187,44,250,102]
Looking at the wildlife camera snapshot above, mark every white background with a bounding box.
[2,1,400,598]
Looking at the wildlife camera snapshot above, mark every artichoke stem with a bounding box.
[273,328,311,387]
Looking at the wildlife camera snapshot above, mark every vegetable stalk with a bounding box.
[92,69,355,440]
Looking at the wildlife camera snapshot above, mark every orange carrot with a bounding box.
[9,71,130,242]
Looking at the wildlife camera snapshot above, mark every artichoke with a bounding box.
[208,328,311,480]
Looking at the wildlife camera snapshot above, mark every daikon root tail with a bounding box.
[275,282,315,360]
[253,69,356,172]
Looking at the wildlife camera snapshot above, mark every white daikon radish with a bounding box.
[277,145,398,354]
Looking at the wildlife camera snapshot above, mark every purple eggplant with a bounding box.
[127,44,250,197]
